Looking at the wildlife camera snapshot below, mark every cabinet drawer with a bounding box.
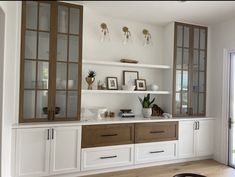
[81,144,134,171]
[135,141,178,164]
[135,122,178,143]
[82,124,134,148]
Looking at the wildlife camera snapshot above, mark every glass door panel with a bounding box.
[39,3,51,31]
[26,1,38,30]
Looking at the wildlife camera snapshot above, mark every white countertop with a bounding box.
[12,116,215,129]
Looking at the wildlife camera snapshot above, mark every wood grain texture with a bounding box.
[83,160,235,177]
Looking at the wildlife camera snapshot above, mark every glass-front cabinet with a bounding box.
[19,1,83,122]
[173,22,207,116]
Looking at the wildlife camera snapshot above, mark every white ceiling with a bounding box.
[76,1,235,26]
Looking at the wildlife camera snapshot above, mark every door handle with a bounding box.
[47,129,50,140]
[52,128,54,140]
[101,134,118,137]
[194,121,198,130]
[150,131,165,134]
[150,150,164,154]
[197,121,200,130]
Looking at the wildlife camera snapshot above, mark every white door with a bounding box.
[15,128,50,177]
[178,120,196,158]
[50,126,81,174]
[196,120,214,156]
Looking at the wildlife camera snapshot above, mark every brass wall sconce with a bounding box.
[122,26,132,44]
[100,23,110,42]
[143,29,152,46]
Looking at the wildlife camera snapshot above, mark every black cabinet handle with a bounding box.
[52,128,54,140]
[150,150,164,154]
[150,131,165,134]
[101,134,118,137]
[197,121,200,130]
[100,155,117,159]
[47,129,50,140]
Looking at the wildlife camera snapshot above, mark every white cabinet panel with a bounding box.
[135,141,178,164]
[196,120,214,156]
[179,121,196,158]
[15,128,50,177]
[50,126,81,174]
[81,144,134,171]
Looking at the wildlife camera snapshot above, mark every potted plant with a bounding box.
[86,70,96,90]
[138,94,155,118]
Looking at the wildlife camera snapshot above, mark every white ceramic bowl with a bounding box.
[61,80,75,89]
[122,85,136,91]
[150,84,159,91]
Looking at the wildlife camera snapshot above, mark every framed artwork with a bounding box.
[123,70,139,86]
[107,77,118,90]
[136,79,147,91]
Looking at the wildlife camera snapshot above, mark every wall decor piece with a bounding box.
[107,77,118,90]
[86,70,96,90]
[122,26,132,44]
[136,79,147,91]
[100,23,110,42]
[123,70,139,86]
[143,29,152,46]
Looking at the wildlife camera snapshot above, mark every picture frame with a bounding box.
[123,70,139,86]
[135,79,147,91]
[107,77,118,90]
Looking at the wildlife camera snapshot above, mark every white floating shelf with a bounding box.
[83,60,171,69]
[82,90,170,95]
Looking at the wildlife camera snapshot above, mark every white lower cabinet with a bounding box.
[178,119,214,159]
[135,141,178,164]
[15,126,81,177]
[81,144,134,171]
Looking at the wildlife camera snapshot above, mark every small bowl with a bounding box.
[61,80,75,89]
[122,85,136,91]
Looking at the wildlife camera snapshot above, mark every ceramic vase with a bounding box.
[86,77,95,90]
[142,108,152,118]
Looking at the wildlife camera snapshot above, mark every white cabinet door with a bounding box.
[178,121,196,158]
[50,126,81,174]
[196,120,214,156]
[15,128,50,177]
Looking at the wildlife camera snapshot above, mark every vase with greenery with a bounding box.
[138,94,155,118]
[86,70,96,90]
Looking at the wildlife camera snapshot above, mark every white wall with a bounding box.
[209,18,235,163]
[0,1,21,177]
[81,7,172,117]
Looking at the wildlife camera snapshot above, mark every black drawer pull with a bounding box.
[101,134,118,137]
[150,131,165,134]
[100,155,117,159]
[150,150,164,154]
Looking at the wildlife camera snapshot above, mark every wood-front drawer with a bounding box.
[81,144,134,171]
[135,141,177,164]
[135,122,178,143]
[82,124,134,148]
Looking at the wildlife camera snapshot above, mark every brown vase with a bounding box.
[86,77,95,90]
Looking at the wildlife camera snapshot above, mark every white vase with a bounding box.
[142,108,152,118]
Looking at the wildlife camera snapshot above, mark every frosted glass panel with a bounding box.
[193,71,199,92]
[68,63,78,89]
[176,70,182,92]
[177,25,183,47]
[57,34,67,61]
[36,91,48,118]
[58,6,68,33]
[194,28,199,49]
[38,61,49,89]
[193,50,199,70]
[38,32,50,60]
[199,50,205,71]
[175,93,181,114]
[70,8,80,34]
[67,91,77,118]
[200,29,206,49]
[55,91,66,118]
[193,93,198,114]
[24,60,36,89]
[176,48,182,69]
[39,3,51,31]
[26,1,38,29]
[199,72,205,92]
[199,93,205,114]
[23,91,35,118]
[182,71,188,91]
[56,63,67,89]
[182,92,188,114]
[25,31,37,59]
[183,27,189,48]
[69,35,79,62]
[183,49,189,69]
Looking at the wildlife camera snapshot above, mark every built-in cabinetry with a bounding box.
[173,22,207,116]
[15,126,81,177]
[19,1,83,122]
[178,119,214,158]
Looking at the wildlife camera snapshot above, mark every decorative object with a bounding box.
[104,111,115,118]
[107,77,118,90]
[122,26,132,44]
[97,80,106,90]
[122,85,135,91]
[138,94,155,118]
[123,70,139,86]
[152,104,164,116]
[143,29,152,46]
[150,84,159,91]
[86,70,96,90]
[43,107,60,115]
[100,23,110,42]
[120,109,135,118]
[136,79,147,91]
[61,80,75,89]
[120,58,138,64]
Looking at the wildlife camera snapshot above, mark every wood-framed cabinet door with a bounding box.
[20,1,53,122]
[50,126,81,174]
[52,2,83,121]
[15,128,50,177]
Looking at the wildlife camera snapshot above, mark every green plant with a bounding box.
[138,94,155,108]
[87,70,96,77]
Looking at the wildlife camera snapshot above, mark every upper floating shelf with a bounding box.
[83,60,171,69]
[82,90,170,95]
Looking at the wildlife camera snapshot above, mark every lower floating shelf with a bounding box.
[82,90,170,95]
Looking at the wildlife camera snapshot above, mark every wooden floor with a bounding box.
[83,160,235,177]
